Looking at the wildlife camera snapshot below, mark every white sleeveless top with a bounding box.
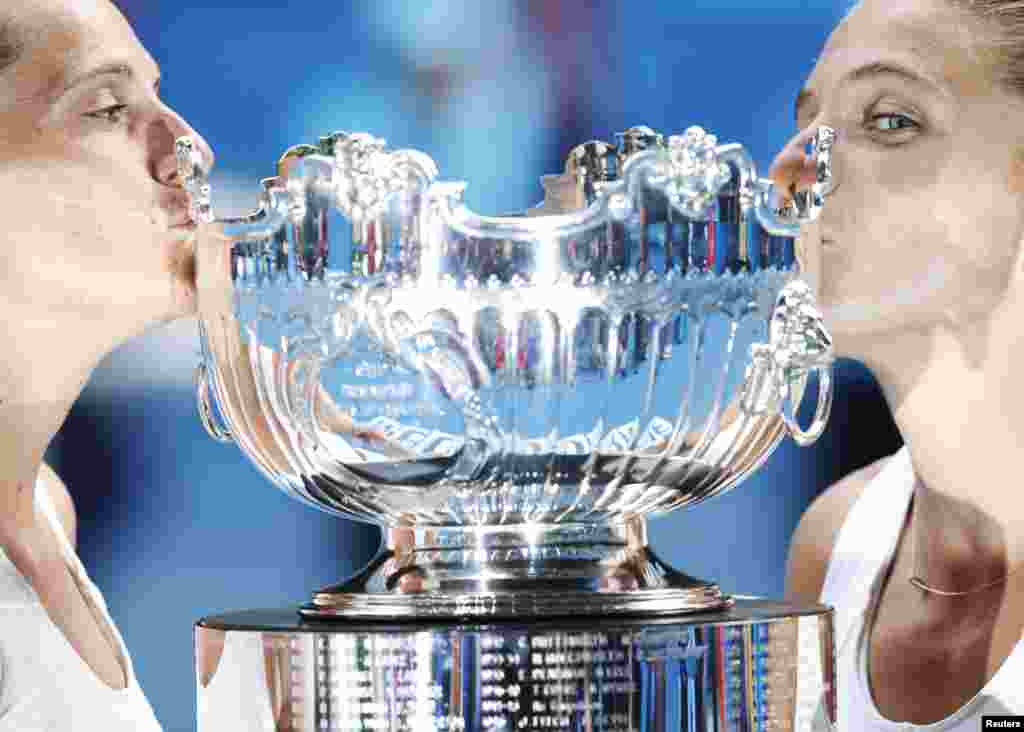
[821,447,1024,729]
[0,474,162,731]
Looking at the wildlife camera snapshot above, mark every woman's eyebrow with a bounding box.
[794,59,947,122]
[62,61,132,92]
[62,59,161,94]
[844,61,945,95]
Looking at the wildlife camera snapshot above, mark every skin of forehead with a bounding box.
[811,0,1000,100]
[1,0,155,105]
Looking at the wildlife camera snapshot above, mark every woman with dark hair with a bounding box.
[0,0,212,728]
[775,0,1024,725]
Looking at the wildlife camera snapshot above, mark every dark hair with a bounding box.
[0,19,22,75]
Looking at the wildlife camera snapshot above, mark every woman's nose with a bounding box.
[768,127,822,201]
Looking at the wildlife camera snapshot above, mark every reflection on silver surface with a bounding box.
[197,601,835,731]
[311,519,730,618]
[180,126,836,618]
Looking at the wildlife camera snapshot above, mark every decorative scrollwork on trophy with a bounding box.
[175,137,213,224]
[661,126,734,219]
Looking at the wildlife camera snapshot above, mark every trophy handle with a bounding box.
[195,362,233,443]
[739,280,835,447]
[795,125,836,221]
[783,367,834,447]
[719,125,835,237]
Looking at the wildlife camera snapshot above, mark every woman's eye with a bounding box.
[868,113,918,132]
[84,104,130,126]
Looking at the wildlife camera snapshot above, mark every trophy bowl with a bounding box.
[180,125,836,620]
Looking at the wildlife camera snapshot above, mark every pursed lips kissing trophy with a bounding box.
[178,122,838,731]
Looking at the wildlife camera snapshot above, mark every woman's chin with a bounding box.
[163,232,198,319]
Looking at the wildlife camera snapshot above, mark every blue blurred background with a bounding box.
[46,1,902,730]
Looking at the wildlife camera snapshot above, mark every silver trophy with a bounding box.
[183,125,838,730]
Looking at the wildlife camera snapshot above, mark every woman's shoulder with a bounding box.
[784,455,894,604]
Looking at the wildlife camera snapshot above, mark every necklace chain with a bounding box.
[909,573,1013,597]
[906,475,1019,597]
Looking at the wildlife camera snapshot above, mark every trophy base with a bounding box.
[196,599,836,731]
[301,518,730,619]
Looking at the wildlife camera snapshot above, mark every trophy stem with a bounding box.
[301,517,730,619]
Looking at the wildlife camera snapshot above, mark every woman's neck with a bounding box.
[0,316,105,531]
[0,396,83,531]
[858,298,1024,592]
